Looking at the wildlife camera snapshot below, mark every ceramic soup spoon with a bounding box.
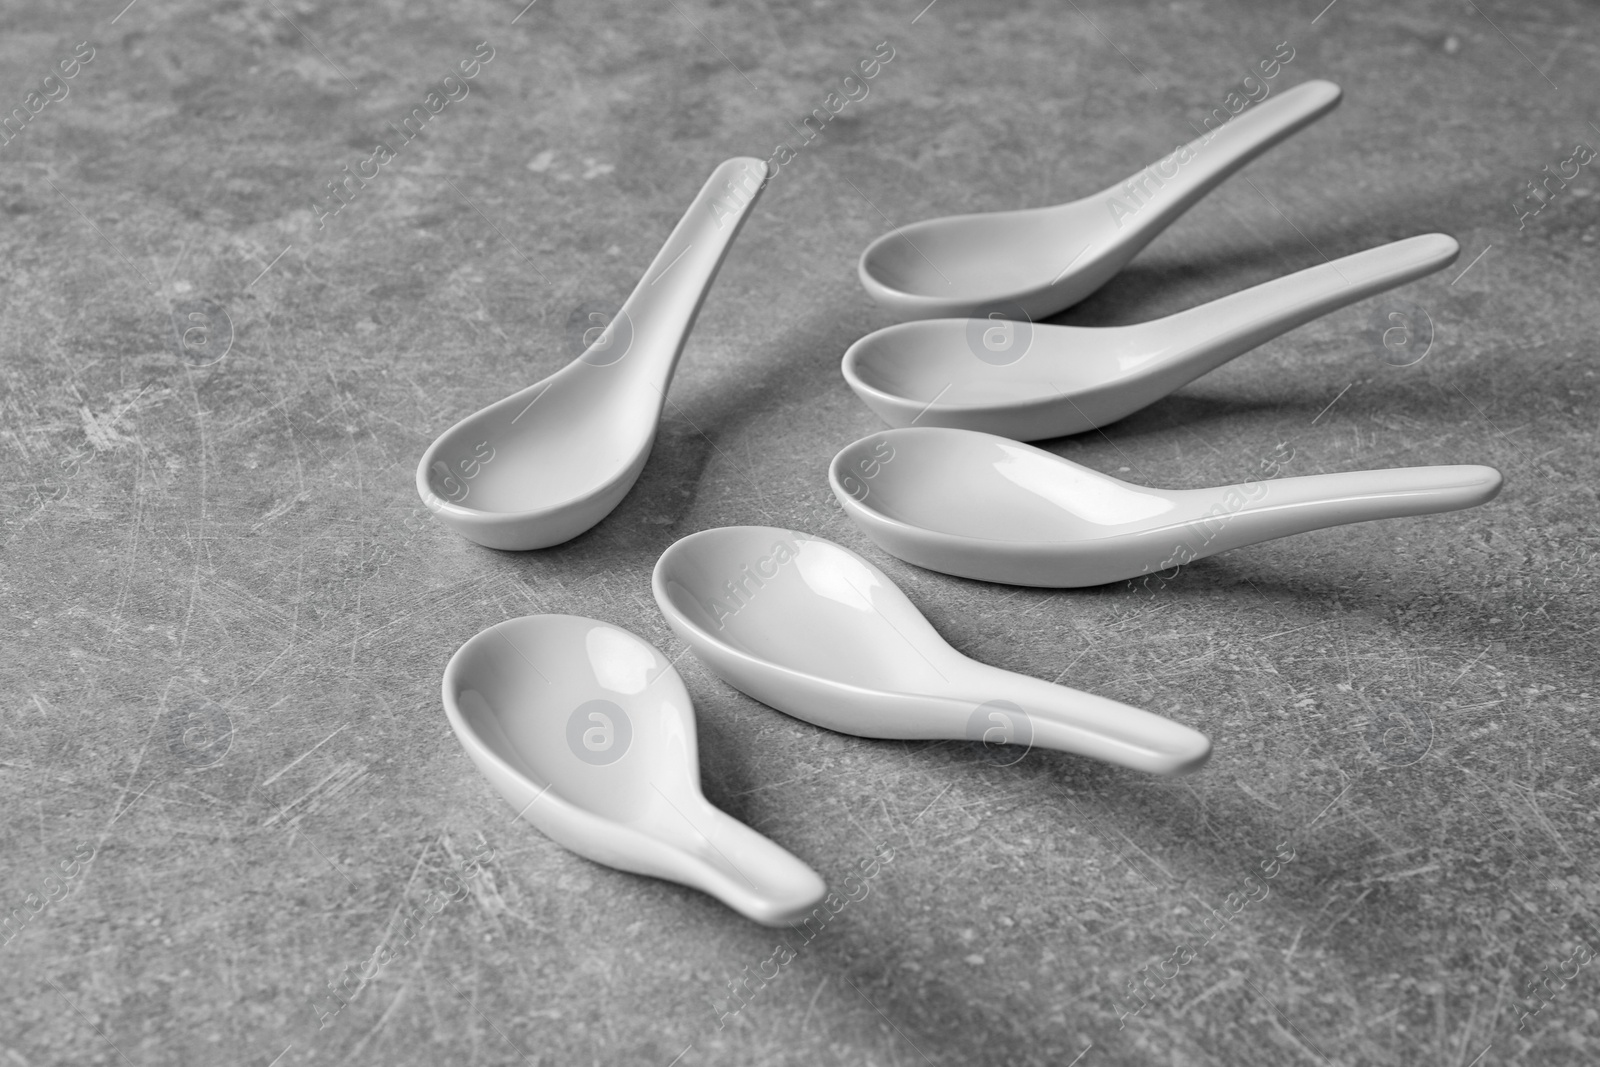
[858,80,1342,320]
[417,158,768,550]
[843,233,1458,441]
[829,427,1503,587]
[443,613,826,925]
[651,527,1211,775]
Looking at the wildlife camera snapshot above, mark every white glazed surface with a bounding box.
[828,427,1504,588]
[442,613,826,926]
[845,233,1461,441]
[417,157,768,550]
[652,527,1212,775]
[857,80,1342,321]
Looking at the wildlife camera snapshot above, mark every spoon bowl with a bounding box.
[845,233,1459,440]
[652,527,1211,775]
[859,80,1342,320]
[443,613,826,925]
[830,428,1503,587]
[419,158,768,549]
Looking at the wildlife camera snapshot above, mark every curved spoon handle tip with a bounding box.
[1170,464,1503,563]
[979,668,1212,776]
[686,808,829,927]
[1137,233,1459,384]
[1100,79,1341,237]
[614,156,770,391]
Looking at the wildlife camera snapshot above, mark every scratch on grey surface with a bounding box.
[199,573,300,636]
[799,975,828,1034]
[911,782,952,824]
[1110,827,1175,884]
[211,382,323,443]
[1248,983,1336,1067]
[352,572,502,647]
[185,373,212,532]
[291,548,305,642]
[465,862,514,927]
[257,491,310,526]
[1175,971,1246,1019]
[724,762,863,799]
[107,449,148,645]
[78,403,134,452]
[1446,645,1494,690]
[105,777,162,832]
[265,760,371,829]
[874,793,909,846]
[98,704,167,848]
[351,575,364,669]
[262,723,351,787]
[278,382,309,498]
[397,833,443,905]
[339,976,415,1065]
[1235,778,1283,812]
[1367,863,1441,884]
[842,808,889,857]
[236,643,300,700]
[332,359,371,673]
[1318,886,1374,939]
[175,379,213,658]
[1502,778,1579,864]
[304,833,359,889]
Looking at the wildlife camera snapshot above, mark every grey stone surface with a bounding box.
[2,1,1598,1064]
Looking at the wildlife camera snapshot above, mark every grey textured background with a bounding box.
[2,0,1598,1064]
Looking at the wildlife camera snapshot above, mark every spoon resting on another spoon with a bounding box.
[443,614,826,926]
[830,427,1503,588]
[652,527,1212,775]
[418,157,768,550]
[844,233,1459,441]
[858,79,1343,321]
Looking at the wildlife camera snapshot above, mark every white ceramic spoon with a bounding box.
[844,233,1459,441]
[443,614,826,926]
[858,80,1342,320]
[830,427,1503,588]
[417,158,767,550]
[651,527,1211,775]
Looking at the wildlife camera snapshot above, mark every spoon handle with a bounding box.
[1097,79,1342,243]
[677,800,831,927]
[1164,465,1503,566]
[611,157,768,394]
[969,664,1212,775]
[1132,233,1459,383]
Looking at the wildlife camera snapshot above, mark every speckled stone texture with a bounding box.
[2,1,1598,1064]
